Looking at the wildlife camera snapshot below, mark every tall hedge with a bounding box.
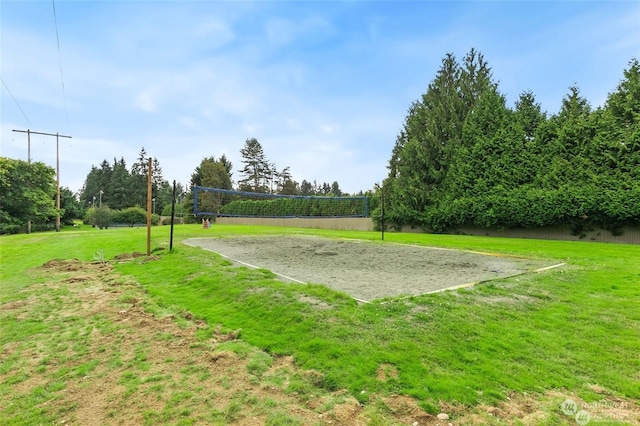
[382,53,640,233]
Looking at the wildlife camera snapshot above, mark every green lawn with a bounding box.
[1,224,639,423]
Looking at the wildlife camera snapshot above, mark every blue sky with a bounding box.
[1,1,639,195]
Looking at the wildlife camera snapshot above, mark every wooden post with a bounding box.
[55,133,61,232]
[146,158,152,256]
[27,129,31,234]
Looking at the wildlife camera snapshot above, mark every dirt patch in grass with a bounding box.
[112,251,145,260]
[376,363,399,381]
[42,258,86,271]
[1,257,433,425]
[185,235,555,302]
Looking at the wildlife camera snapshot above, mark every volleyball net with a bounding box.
[192,186,369,218]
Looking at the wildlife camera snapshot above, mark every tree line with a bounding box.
[189,138,347,217]
[6,48,636,234]
[0,137,348,233]
[381,49,639,235]
[79,147,179,215]
[192,137,345,197]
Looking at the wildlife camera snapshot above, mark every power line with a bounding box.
[51,0,69,126]
[1,77,32,127]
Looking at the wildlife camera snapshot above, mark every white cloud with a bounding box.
[265,15,333,47]
[192,18,235,47]
[134,86,163,113]
[2,1,638,196]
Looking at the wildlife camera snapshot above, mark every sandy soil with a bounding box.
[185,236,552,302]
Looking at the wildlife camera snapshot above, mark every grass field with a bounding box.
[1,224,639,425]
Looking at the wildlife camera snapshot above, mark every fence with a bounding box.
[204,217,640,244]
[450,225,640,244]
[216,216,374,231]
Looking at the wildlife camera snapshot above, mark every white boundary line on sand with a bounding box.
[184,240,307,284]
[185,239,565,304]
[184,239,371,304]
[422,262,567,296]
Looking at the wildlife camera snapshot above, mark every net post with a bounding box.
[380,192,385,241]
[170,180,176,251]
[193,186,199,216]
[374,183,384,241]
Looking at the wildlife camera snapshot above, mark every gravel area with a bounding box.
[185,235,551,302]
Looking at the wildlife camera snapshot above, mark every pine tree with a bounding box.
[189,156,234,214]
[59,187,83,225]
[80,165,101,207]
[94,160,113,207]
[385,49,498,227]
[278,166,298,195]
[331,181,342,196]
[190,156,233,190]
[129,147,149,207]
[109,157,130,210]
[238,138,270,193]
[300,179,313,196]
[604,58,640,177]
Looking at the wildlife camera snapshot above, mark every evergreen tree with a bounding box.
[459,48,495,120]
[189,156,234,214]
[152,158,164,188]
[278,166,298,195]
[190,156,211,187]
[109,157,130,210]
[603,58,640,177]
[449,88,513,198]
[512,91,547,184]
[219,154,234,186]
[190,156,233,190]
[300,179,313,196]
[385,49,497,227]
[80,165,101,207]
[514,91,546,142]
[331,181,342,196]
[59,187,84,225]
[154,181,172,215]
[383,52,639,232]
[238,138,270,193]
[150,157,169,213]
[96,159,112,207]
[129,147,150,207]
[549,86,595,184]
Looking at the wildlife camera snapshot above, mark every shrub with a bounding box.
[112,207,147,227]
[85,206,112,229]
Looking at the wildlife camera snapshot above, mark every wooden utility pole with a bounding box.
[146,158,153,256]
[11,128,32,162]
[12,129,72,233]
